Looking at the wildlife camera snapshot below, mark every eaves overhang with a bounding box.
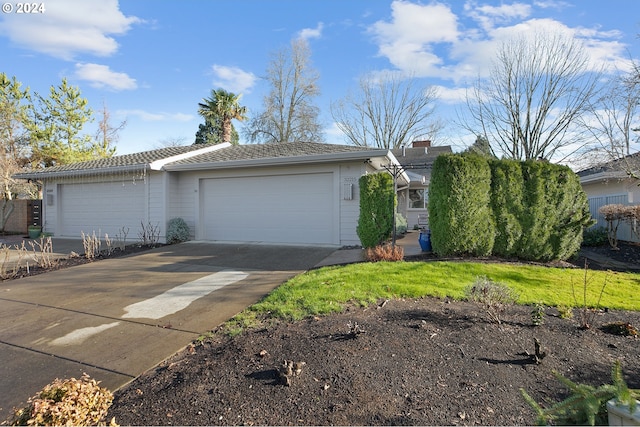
[162,148,392,171]
[579,171,630,185]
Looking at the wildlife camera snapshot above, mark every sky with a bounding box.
[1,0,639,158]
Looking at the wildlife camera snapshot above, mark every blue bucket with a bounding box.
[418,230,431,252]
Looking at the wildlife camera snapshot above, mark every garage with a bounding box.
[200,172,335,245]
[58,181,146,237]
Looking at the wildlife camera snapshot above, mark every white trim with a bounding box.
[163,150,392,171]
[149,142,231,170]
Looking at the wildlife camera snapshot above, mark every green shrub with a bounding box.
[357,173,395,248]
[395,212,408,235]
[464,276,519,324]
[11,374,114,426]
[582,226,609,247]
[489,159,524,257]
[166,217,190,244]
[430,154,592,262]
[429,154,495,257]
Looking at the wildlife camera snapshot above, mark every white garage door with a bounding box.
[59,182,146,237]
[201,173,335,244]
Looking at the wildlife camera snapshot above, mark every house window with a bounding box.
[409,189,428,209]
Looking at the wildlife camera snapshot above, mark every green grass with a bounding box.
[234,261,640,324]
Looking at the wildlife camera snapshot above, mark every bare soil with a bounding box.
[4,236,639,425]
[106,242,640,426]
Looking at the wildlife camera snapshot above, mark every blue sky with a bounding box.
[1,0,638,156]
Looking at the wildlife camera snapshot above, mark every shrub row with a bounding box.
[429,154,593,261]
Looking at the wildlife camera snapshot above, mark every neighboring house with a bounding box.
[578,153,640,242]
[391,140,452,230]
[13,142,407,246]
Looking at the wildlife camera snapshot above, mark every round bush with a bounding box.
[166,217,190,244]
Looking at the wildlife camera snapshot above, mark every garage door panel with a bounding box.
[59,182,145,237]
[201,173,334,245]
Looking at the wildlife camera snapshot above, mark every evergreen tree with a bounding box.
[26,78,94,167]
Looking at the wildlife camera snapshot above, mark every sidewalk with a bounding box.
[315,231,425,267]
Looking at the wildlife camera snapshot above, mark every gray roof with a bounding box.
[577,152,639,177]
[13,144,212,179]
[167,141,376,167]
[391,146,452,180]
[13,142,387,179]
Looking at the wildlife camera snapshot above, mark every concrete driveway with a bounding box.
[0,242,336,419]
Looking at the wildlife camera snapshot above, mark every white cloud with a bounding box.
[74,63,137,91]
[211,65,258,94]
[432,85,469,104]
[0,0,140,60]
[368,1,632,83]
[464,1,531,31]
[298,22,324,40]
[117,109,193,122]
[368,1,459,77]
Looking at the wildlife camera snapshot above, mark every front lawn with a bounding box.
[232,261,640,325]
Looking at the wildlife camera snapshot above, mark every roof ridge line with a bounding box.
[149,142,231,170]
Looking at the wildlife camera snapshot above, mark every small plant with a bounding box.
[520,361,639,426]
[11,373,115,426]
[582,226,608,247]
[28,236,57,269]
[114,226,129,251]
[530,303,545,326]
[464,276,519,324]
[395,212,408,236]
[138,221,160,246]
[81,230,102,260]
[166,217,190,244]
[346,320,366,338]
[557,305,574,319]
[602,321,638,336]
[365,244,404,262]
[0,242,27,279]
[571,260,608,330]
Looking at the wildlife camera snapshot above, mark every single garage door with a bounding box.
[201,173,335,244]
[58,182,146,237]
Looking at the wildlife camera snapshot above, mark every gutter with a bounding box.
[579,171,629,185]
[12,163,150,180]
[163,148,392,171]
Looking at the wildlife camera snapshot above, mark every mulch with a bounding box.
[3,237,639,426]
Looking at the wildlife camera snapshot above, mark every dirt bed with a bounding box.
[107,297,640,426]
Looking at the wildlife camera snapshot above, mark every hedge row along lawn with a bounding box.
[224,261,640,333]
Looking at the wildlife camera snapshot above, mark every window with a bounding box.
[409,189,428,209]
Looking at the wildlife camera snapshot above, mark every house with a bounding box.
[578,153,640,242]
[391,140,452,230]
[13,142,408,246]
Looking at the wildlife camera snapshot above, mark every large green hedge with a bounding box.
[489,159,524,258]
[429,154,592,261]
[429,154,495,257]
[357,172,395,248]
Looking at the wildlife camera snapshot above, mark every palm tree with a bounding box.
[197,89,247,144]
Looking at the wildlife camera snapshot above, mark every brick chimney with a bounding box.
[412,140,431,148]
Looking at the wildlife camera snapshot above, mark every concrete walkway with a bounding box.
[0,234,428,419]
[0,242,341,419]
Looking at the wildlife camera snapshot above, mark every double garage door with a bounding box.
[58,182,145,238]
[200,173,335,245]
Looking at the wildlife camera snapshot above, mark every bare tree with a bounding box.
[93,101,125,157]
[245,38,323,144]
[155,136,188,149]
[331,72,438,149]
[463,31,601,161]
[580,61,640,177]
